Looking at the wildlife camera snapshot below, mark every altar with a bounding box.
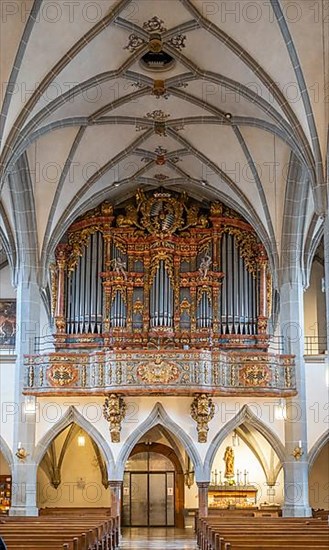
[208,484,258,509]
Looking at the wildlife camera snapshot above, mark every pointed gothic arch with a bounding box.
[308,430,329,471]
[114,402,203,480]
[204,404,286,479]
[0,434,13,472]
[33,406,115,476]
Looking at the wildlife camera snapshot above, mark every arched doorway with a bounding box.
[122,441,185,528]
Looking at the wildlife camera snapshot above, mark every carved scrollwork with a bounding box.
[190,393,215,443]
[103,394,126,443]
[224,226,259,274]
[67,225,102,271]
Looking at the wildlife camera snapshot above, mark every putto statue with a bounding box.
[110,257,127,280]
[199,254,212,279]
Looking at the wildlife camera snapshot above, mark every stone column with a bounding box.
[10,271,40,516]
[323,212,329,354]
[109,480,122,520]
[197,481,209,517]
[109,480,122,543]
[8,156,40,516]
[280,273,312,517]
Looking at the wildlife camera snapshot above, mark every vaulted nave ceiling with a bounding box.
[0,0,328,283]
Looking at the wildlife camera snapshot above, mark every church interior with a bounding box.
[0,0,328,548]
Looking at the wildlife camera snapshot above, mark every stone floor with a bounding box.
[120,528,198,549]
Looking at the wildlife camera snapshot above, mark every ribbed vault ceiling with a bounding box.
[0,0,328,284]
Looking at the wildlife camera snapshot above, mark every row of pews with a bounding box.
[0,513,119,550]
[197,515,329,550]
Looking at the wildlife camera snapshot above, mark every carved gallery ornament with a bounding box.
[47,364,78,387]
[190,394,215,443]
[239,363,272,387]
[103,393,127,443]
[136,357,180,384]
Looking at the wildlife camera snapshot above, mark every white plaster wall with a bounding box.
[305,360,329,449]
[304,261,326,352]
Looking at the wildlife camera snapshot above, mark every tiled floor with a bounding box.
[120,527,198,549]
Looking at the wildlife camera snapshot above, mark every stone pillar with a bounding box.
[280,275,312,517]
[323,212,329,354]
[8,155,41,516]
[197,481,209,517]
[10,272,40,516]
[109,480,122,520]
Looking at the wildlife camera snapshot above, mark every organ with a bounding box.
[52,188,271,351]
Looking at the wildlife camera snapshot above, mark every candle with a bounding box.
[18,442,22,449]
[298,440,302,448]
[219,471,222,484]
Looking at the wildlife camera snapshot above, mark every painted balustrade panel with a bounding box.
[24,350,296,396]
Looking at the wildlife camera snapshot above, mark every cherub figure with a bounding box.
[199,254,212,279]
[111,257,127,280]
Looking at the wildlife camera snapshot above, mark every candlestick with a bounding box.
[237,470,240,484]
[244,470,247,485]
[219,471,222,484]
[214,469,218,485]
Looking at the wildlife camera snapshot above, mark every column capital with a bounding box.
[196,481,210,489]
[108,480,123,489]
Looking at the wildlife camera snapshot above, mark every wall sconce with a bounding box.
[274,398,286,420]
[184,470,195,488]
[76,477,86,490]
[292,441,303,461]
[16,442,29,460]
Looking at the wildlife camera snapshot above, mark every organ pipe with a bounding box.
[57,191,270,350]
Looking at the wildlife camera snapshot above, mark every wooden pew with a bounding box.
[0,514,119,550]
[197,515,329,550]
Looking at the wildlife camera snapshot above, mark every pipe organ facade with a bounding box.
[25,189,296,397]
[52,189,270,351]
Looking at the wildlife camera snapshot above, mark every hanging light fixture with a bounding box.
[274,398,286,420]
[77,432,86,447]
[232,430,240,447]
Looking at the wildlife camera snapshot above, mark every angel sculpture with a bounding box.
[110,257,127,280]
[199,254,212,279]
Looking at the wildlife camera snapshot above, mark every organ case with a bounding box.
[52,188,271,351]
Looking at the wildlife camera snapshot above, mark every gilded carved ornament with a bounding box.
[67,225,102,272]
[190,394,215,443]
[50,263,58,318]
[103,394,127,443]
[266,271,273,317]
